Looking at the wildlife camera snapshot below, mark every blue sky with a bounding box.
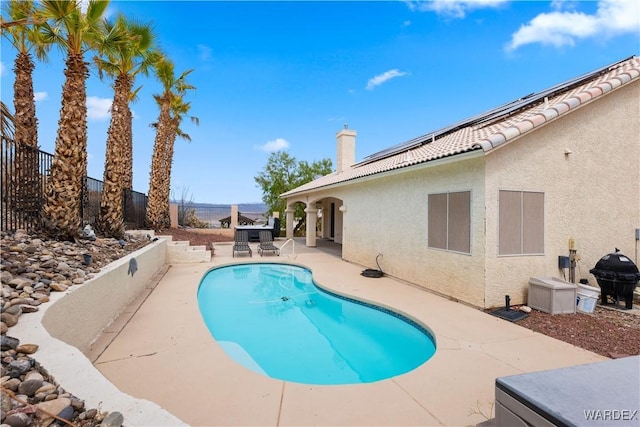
[1,0,639,204]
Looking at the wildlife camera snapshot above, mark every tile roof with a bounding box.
[283,56,640,198]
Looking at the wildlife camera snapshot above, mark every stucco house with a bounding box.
[281,56,640,309]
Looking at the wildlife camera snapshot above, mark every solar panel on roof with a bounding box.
[355,56,634,167]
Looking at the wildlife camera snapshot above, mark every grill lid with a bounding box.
[590,249,640,281]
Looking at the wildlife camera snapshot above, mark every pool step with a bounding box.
[156,235,211,263]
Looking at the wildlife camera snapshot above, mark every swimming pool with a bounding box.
[197,263,436,385]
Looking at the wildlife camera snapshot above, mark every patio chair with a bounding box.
[258,230,280,256]
[233,230,252,258]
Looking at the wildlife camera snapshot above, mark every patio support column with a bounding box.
[304,207,317,247]
[230,205,239,230]
[285,209,295,239]
[338,205,346,245]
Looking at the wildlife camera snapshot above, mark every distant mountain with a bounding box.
[171,201,268,227]
[237,203,268,212]
[171,201,267,212]
[171,200,267,209]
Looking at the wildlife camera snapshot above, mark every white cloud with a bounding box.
[198,44,212,62]
[406,0,508,18]
[365,69,408,90]
[0,62,6,77]
[258,138,290,152]
[87,96,112,120]
[550,0,573,11]
[34,92,48,102]
[596,0,640,33]
[507,0,640,51]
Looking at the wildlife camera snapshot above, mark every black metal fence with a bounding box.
[1,136,147,233]
[122,187,148,230]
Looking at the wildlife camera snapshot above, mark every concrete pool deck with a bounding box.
[94,238,606,426]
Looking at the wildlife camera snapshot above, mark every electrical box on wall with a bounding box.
[558,256,570,269]
[636,228,640,240]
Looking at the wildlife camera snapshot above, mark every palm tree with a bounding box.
[0,4,46,30]
[146,59,195,231]
[122,85,142,224]
[2,0,50,219]
[158,97,198,227]
[94,15,160,238]
[38,0,109,240]
[3,0,49,149]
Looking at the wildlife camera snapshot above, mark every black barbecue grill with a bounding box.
[589,249,640,309]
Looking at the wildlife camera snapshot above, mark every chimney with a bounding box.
[336,125,356,173]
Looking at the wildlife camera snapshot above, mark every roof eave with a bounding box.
[281,148,484,199]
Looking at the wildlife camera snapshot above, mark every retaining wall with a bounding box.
[41,239,167,353]
[10,237,186,425]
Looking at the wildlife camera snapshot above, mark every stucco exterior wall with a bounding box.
[483,80,640,307]
[284,77,638,309]
[338,154,488,307]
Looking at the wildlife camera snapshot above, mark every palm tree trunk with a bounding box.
[13,52,38,148]
[122,105,135,226]
[160,124,177,229]
[13,51,40,221]
[41,53,88,240]
[98,74,130,238]
[146,98,171,230]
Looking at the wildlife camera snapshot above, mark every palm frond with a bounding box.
[1,101,16,141]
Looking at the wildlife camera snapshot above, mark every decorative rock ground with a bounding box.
[1,230,151,427]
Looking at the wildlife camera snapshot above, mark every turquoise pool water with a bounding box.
[197,263,436,385]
